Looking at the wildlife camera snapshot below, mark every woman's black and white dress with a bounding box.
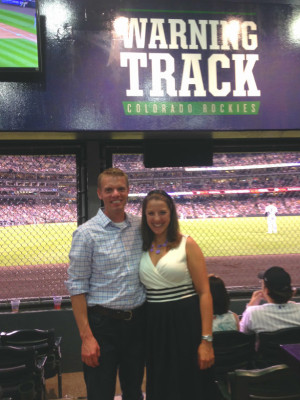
[139,236,204,400]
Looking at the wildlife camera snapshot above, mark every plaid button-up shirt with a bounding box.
[65,209,145,310]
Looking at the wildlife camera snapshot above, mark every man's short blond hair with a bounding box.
[97,168,129,189]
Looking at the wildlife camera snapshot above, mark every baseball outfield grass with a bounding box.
[0,216,299,267]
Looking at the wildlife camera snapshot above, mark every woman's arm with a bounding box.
[186,236,215,370]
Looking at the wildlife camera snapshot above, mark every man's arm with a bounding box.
[240,290,263,333]
[71,294,100,367]
[247,290,264,307]
[239,308,251,333]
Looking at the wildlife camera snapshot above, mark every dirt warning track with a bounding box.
[0,22,36,42]
[0,253,299,300]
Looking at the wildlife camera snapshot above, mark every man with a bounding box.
[65,168,146,400]
[264,202,278,234]
[240,266,300,334]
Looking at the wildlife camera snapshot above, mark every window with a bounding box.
[114,151,300,291]
[0,154,78,300]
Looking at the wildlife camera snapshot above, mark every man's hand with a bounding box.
[81,335,101,367]
[247,290,264,307]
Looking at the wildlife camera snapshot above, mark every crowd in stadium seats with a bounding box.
[0,155,76,174]
[128,171,298,194]
[125,194,300,219]
[0,153,299,225]
[1,153,298,181]
[115,152,300,171]
[0,203,77,226]
[0,155,78,226]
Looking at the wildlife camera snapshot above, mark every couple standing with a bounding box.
[66,167,214,400]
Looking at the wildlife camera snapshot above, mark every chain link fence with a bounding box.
[0,155,78,300]
[0,151,299,301]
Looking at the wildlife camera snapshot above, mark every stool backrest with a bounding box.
[257,327,300,367]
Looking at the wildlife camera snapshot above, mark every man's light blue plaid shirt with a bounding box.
[65,209,146,310]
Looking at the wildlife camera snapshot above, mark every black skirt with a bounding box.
[145,295,207,400]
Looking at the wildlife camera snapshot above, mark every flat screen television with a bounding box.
[0,0,42,74]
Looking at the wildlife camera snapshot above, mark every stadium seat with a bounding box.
[224,364,300,400]
[211,330,256,399]
[256,327,300,367]
[213,330,256,380]
[0,345,46,400]
[0,328,62,398]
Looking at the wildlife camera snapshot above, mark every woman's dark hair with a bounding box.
[141,190,181,251]
[209,275,230,315]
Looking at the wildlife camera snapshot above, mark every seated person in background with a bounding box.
[209,274,239,332]
[240,266,300,334]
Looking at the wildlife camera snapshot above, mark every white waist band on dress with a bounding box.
[146,284,197,303]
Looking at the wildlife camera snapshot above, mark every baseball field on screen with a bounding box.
[0,7,38,67]
[0,216,299,267]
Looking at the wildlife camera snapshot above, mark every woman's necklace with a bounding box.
[150,240,168,254]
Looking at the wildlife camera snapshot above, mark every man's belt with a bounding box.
[89,304,144,321]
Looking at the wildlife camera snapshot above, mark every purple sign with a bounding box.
[117,14,260,115]
[1,1,300,132]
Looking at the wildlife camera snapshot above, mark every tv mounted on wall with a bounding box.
[0,0,42,74]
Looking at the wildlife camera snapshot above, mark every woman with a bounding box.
[139,190,214,400]
[209,274,240,332]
